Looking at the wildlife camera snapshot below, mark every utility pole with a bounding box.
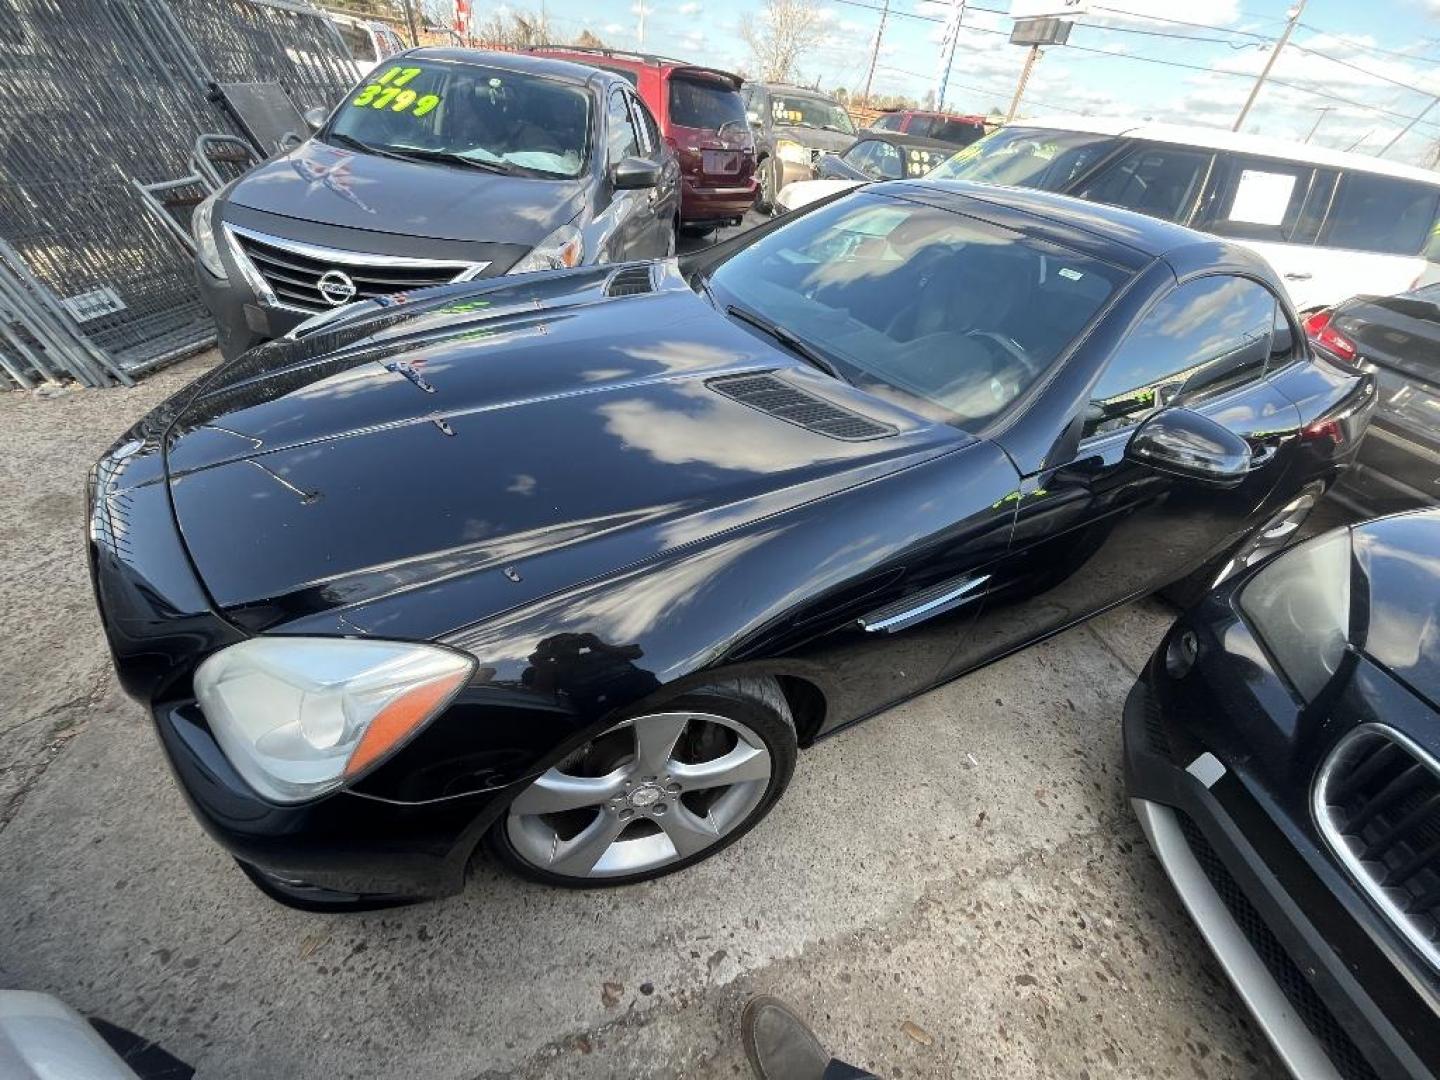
[861,0,890,107]
[637,2,645,47]
[1007,44,1039,122]
[1380,96,1440,157]
[401,0,420,46]
[936,0,966,113]
[1303,106,1332,143]
[1233,0,1306,132]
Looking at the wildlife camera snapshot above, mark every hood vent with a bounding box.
[707,373,897,441]
[605,265,656,297]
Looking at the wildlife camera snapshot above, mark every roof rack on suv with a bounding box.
[531,44,689,67]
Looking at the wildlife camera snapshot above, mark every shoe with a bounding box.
[741,995,829,1080]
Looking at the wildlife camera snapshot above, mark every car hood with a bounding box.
[1353,509,1440,709]
[773,124,855,153]
[225,140,587,244]
[161,265,960,631]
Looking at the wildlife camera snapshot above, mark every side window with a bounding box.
[1268,301,1298,372]
[1319,171,1440,256]
[1202,155,1314,243]
[872,113,901,132]
[1078,144,1213,223]
[868,141,903,180]
[607,89,640,163]
[630,94,661,156]
[1086,276,1277,436]
[840,141,873,167]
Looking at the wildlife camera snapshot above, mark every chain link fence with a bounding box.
[0,0,358,389]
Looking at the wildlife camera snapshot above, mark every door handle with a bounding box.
[1284,271,1313,281]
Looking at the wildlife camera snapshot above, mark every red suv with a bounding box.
[867,110,987,147]
[533,46,757,232]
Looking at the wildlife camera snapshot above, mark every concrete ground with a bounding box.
[2,340,1288,1079]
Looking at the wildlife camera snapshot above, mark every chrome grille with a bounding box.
[1314,724,1440,970]
[225,226,487,314]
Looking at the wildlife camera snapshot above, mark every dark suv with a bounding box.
[192,49,680,359]
[740,81,855,211]
[533,46,756,232]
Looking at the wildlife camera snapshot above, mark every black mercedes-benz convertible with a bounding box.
[88,181,1374,908]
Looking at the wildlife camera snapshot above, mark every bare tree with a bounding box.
[741,0,828,83]
[473,7,554,48]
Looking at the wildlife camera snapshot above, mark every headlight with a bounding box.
[192,192,227,280]
[776,139,809,165]
[507,222,584,274]
[1239,528,1352,701]
[194,637,475,803]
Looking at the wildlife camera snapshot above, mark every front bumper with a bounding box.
[195,263,306,362]
[1125,661,1438,1079]
[154,698,512,910]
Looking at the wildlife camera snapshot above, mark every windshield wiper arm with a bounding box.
[385,146,514,173]
[325,132,409,162]
[725,303,848,383]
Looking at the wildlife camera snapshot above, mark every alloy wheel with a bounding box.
[504,710,773,880]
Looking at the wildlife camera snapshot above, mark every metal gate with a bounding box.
[0,0,358,388]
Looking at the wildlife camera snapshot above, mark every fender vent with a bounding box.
[707,373,897,441]
[605,265,656,297]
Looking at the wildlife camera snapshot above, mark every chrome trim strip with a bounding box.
[1133,799,1344,1080]
[858,574,989,634]
[1313,722,1440,975]
[222,224,490,314]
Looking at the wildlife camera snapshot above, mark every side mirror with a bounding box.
[612,156,661,190]
[303,107,328,133]
[1125,407,1251,486]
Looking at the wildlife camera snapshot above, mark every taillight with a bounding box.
[1303,308,1358,362]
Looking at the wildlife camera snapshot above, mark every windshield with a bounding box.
[328,60,592,178]
[912,116,986,146]
[771,94,855,134]
[669,76,747,131]
[930,127,1117,192]
[705,192,1129,427]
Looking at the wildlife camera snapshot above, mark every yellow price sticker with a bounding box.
[351,66,439,116]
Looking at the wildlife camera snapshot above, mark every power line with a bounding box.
[1296,22,1440,67]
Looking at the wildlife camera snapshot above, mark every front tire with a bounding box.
[489,677,796,887]
[756,157,779,214]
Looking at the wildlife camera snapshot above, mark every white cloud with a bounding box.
[678,0,701,12]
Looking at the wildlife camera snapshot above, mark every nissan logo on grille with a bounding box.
[317,269,357,306]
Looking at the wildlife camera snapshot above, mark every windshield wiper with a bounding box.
[325,132,410,162]
[725,303,848,383]
[385,146,514,174]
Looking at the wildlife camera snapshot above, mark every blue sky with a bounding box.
[518,0,1440,165]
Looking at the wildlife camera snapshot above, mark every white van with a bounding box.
[323,11,407,76]
[779,117,1440,312]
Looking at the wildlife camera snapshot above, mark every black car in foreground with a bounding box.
[1128,509,1440,1079]
[92,182,1374,909]
[1305,286,1440,515]
[193,49,680,359]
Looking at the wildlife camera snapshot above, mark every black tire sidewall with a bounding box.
[487,686,798,888]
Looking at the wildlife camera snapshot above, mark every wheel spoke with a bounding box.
[633,713,690,775]
[656,803,721,859]
[509,768,627,815]
[549,812,628,876]
[670,743,771,791]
